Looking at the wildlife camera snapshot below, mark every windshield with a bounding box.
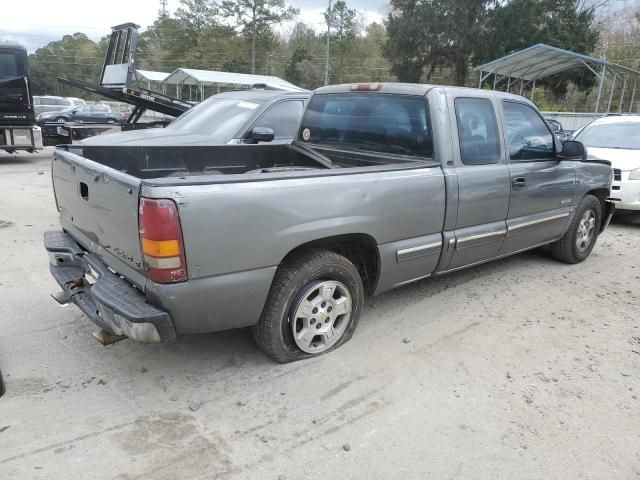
[168,96,265,140]
[0,52,20,79]
[575,122,640,150]
[298,93,432,158]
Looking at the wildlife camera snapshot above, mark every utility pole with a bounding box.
[159,0,168,18]
[325,0,332,86]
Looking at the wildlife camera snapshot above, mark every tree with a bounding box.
[284,46,323,88]
[222,54,251,73]
[175,0,221,40]
[28,33,106,96]
[479,0,600,94]
[384,0,492,85]
[325,1,358,45]
[222,0,299,73]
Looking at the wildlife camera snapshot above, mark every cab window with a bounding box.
[454,98,501,165]
[252,100,304,139]
[503,102,555,161]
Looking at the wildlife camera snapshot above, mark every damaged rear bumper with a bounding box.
[44,230,176,343]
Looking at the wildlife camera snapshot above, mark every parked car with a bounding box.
[67,97,86,106]
[573,115,640,212]
[44,83,612,363]
[33,96,74,116]
[36,104,126,126]
[79,89,310,146]
[545,118,569,142]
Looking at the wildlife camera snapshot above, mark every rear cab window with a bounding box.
[0,51,21,79]
[454,97,501,165]
[298,93,433,158]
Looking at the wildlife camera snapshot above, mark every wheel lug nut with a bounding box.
[316,324,321,329]
[310,318,316,324]
[327,306,332,312]
[321,302,326,308]
[312,307,318,314]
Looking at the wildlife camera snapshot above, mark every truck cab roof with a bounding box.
[314,82,534,104]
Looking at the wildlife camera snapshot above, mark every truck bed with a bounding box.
[62,143,427,180]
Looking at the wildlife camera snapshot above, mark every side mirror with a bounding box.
[248,127,275,143]
[558,140,586,161]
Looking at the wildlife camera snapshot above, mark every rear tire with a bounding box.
[254,249,364,363]
[550,194,601,264]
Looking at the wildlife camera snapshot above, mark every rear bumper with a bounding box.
[44,230,176,342]
[0,125,43,150]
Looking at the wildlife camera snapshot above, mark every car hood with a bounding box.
[587,147,640,171]
[79,128,230,146]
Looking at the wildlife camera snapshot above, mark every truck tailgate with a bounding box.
[52,147,147,288]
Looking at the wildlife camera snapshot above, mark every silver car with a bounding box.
[33,95,73,116]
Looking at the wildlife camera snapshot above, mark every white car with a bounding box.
[574,116,640,212]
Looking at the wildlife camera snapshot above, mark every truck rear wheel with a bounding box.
[550,194,601,264]
[254,249,364,363]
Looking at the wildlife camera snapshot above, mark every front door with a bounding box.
[501,101,576,254]
[446,95,510,270]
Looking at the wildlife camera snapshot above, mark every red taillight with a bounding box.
[139,197,187,283]
[350,83,382,91]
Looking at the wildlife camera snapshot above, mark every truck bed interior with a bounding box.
[62,143,426,179]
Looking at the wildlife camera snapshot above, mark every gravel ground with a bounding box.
[1,148,639,480]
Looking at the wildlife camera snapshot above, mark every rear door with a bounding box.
[500,101,576,254]
[0,48,33,125]
[445,94,510,270]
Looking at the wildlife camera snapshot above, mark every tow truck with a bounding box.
[42,23,192,146]
[0,44,43,153]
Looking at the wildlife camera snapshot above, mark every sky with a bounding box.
[0,0,388,52]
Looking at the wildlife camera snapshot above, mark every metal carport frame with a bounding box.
[475,44,640,114]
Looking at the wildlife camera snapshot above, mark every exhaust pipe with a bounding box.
[92,329,127,346]
[51,290,71,306]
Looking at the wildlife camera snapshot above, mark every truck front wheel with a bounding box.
[550,194,602,264]
[254,249,364,363]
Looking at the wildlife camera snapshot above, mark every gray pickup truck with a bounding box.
[45,83,613,363]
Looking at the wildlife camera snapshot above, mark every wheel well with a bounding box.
[586,188,610,232]
[281,234,380,296]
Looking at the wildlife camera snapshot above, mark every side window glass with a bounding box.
[454,98,501,165]
[503,102,554,161]
[253,101,304,139]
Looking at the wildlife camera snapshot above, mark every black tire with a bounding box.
[254,249,364,363]
[550,194,601,264]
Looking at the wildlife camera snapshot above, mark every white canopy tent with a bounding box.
[134,70,170,91]
[135,70,170,83]
[162,68,307,101]
[475,44,640,114]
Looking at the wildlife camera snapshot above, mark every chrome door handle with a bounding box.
[512,177,526,190]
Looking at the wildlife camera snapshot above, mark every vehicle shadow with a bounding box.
[0,150,52,166]
[611,212,640,227]
[139,246,556,370]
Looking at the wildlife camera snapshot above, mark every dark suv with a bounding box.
[37,104,126,125]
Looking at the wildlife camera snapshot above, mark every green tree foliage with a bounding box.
[28,33,107,96]
[222,0,299,73]
[384,0,600,88]
[384,0,491,85]
[479,0,600,94]
[22,0,613,104]
[284,46,323,88]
